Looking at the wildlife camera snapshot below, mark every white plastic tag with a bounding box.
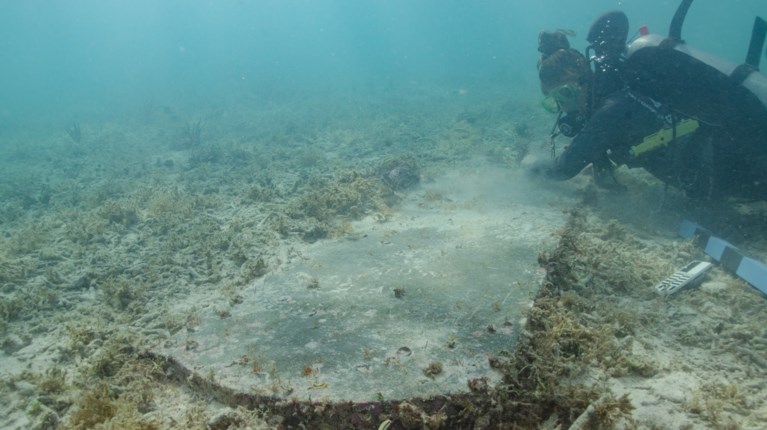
[655,260,713,295]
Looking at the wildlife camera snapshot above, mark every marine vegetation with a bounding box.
[377,156,421,191]
[6,88,764,429]
[66,122,82,143]
[286,170,394,242]
[174,119,203,149]
[97,200,140,227]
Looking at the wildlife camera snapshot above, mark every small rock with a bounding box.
[206,407,244,430]
[2,333,29,354]
[700,281,728,294]
[71,274,92,290]
[13,380,37,395]
[31,405,59,430]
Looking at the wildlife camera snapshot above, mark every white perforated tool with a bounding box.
[655,260,713,295]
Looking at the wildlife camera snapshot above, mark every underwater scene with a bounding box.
[1,1,767,429]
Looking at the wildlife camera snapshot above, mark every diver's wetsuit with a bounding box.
[549,87,767,200]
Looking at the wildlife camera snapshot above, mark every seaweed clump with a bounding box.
[67,385,117,429]
[485,207,646,428]
[58,332,167,429]
[286,170,394,242]
[97,200,139,227]
[174,119,203,149]
[98,276,146,311]
[377,156,421,191]
[66,122,82,143]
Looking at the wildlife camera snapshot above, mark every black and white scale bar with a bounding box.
[680,220,767,297]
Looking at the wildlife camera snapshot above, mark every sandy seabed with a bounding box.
[1,84,766,429]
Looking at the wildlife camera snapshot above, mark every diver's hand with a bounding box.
[593,167,628,192]
[522,155,556,179]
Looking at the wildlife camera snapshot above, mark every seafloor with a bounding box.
[1,84,766,429]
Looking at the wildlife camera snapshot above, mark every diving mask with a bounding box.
[541,84,579,113]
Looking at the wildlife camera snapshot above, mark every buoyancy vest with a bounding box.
[624,33,767,136]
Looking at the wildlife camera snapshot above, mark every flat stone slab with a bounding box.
[154,169,574,402]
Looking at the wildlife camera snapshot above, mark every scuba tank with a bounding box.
[622,0,767,137]
[587,10,629,102]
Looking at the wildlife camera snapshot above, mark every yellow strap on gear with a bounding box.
[630,119,700,157]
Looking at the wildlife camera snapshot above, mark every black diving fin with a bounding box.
[731,16,766,84]
[745,16,767,70]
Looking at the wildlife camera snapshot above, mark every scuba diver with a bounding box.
[530,0,767,201]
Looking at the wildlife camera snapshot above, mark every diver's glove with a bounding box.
[593,168,628,192]
[525,157,557,180]
[592,155,628,192]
